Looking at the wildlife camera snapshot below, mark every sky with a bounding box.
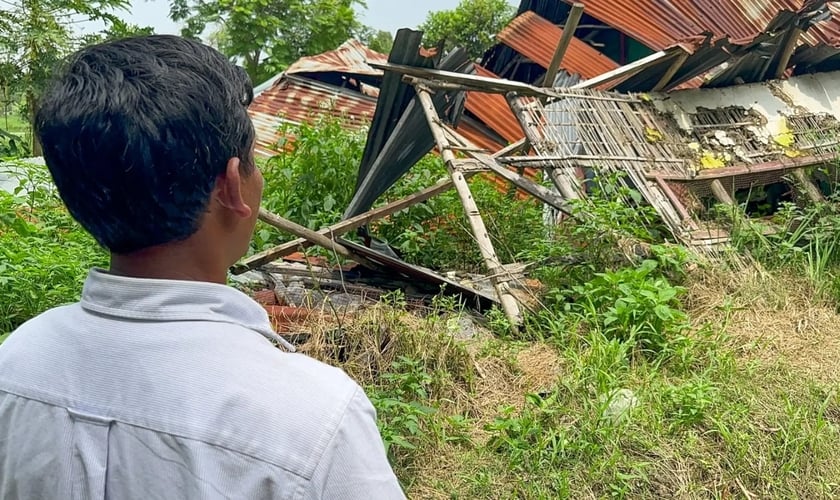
[113,0,519,36]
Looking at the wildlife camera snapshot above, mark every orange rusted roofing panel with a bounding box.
[560,0,821,49]
[497,11,619,78]
[465,65,525,143]
[285,39,389,76]
[249,75,376,156]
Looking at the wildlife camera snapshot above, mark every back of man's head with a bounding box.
[36,35,256,255]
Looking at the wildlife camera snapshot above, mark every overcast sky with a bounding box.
[115,0,519,36]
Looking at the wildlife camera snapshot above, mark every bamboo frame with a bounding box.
[415,84,523,329]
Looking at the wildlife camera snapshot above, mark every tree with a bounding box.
[0,0,148,155]
[358,27,393,55]
[170,0,367,84]
[419,0,515,61]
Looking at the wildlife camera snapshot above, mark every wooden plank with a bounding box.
[377,62,561,99]
[571,49,680,90]
[791,168,824,203]
[416,85,523,329]
[652,153,837,181]
[541,3,585,88]
[232,176,463,273]
[709,179,736,205]
[652,51,689,91]
[257,208,379,269]
[492,137,529,158]
[654,176,698,230]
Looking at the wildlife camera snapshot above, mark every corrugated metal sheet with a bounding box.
[285,39,389,76]
[559,0,816,49]
[497,11,619,79]
[465,65,525,143]
[248,75,376,156]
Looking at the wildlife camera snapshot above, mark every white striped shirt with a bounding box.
[0,269,404,499]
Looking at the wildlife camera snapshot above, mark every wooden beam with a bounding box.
[541,3,585,88]
[791,168,824,203]
[571,49,681,90]
[378,62,563,99]
[773,27,803,80]
[256,208,379,269]
[652,51,689,91]
[416,85,522,329]
[709,179,736,206]
[652,153,838,181]
[232,176,464,273]
[492,137,529,158]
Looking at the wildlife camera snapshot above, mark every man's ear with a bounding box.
[214,157,253,218]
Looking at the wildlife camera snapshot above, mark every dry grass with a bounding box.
[686,265,840,385]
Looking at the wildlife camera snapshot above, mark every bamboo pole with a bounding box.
[233,175,469,273]
[257,208,379,269]
[415,85,522,329]
[541,3,585,90]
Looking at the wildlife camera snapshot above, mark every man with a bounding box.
[0,35,404,499]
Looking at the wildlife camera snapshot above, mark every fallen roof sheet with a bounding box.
[285,39,389,77]
[496,11,619,79]
[248,75,376,156]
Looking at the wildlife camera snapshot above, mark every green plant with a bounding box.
[0,162,107,338]
[562,260,691,359]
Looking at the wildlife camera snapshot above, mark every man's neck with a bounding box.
[109,241,228,284]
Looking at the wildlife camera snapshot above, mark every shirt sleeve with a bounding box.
[307,386,406,500]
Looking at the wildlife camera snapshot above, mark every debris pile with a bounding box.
[241,0,840,330]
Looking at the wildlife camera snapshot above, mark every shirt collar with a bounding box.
[80,268,295,352]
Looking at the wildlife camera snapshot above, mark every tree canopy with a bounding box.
[419,0,515,61]
[170,0,368,84]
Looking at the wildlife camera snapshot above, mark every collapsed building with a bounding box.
[242,0,840,328]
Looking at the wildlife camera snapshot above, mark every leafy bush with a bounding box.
[0,161,106,338]
[254,114,546,271]
[560,260,691,359]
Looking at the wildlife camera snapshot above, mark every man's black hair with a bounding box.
[35,35,255,254]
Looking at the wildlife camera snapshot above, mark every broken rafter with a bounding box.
[772,26,804,80]
[442,125,572,215]
[653,51,689,91]
[233,176,472,273]
[377,62,569,99]
[541,3,585,89]
[571,48,683,90]
[256,208,379,269]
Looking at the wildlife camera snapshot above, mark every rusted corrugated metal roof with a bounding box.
[497,11,619,79]
[559,0,818,49]
[285,39,389,76]
[249,75,376,156]
[465,65,526,143]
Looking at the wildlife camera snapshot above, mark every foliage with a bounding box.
[419,0,516,60]
[357,27,394,55]
[561,260,691,359]
[0,0,152,154]
[255,114,545,271]
[0,161,107,339]
[171,0,367,83]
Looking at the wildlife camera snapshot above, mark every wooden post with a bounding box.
[652,51,689,91]
[541,3,585,89]
[773,27,803,80]
[791,168,824,203]
[709,179,736,206]
[415,85,522,329]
